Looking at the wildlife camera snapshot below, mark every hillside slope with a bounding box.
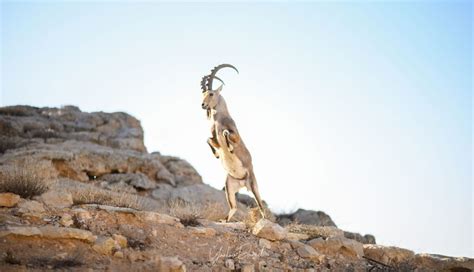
[0,106,472,271]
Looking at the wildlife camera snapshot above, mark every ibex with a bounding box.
[200,64,265,221]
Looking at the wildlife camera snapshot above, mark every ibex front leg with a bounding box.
[223,129,240,153]
[207,138,220,159]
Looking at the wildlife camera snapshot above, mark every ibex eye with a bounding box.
[209,93,214,96]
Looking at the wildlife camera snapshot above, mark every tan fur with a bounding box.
[202,85,265,222]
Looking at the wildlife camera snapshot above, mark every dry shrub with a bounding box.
[0,136,20,153]
[168,199,223,225]
[208,243,260,266]
[0,160,55,198]
[57,179,159,211]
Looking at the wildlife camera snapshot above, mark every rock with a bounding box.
[73,208,92,225]
[17,200,46,215]
[59,213,74,227]
[159,155,202,186]
[198,219,247,231]
[343,231,376,244]
[0,192,20,207]
[155,167,176,187]
[285,225,344,240]
[39,226,96,243]
[252,219,287,241]
[119,224,147,244]
[100,173,156,190]
[136,211,182,227]
[296,244,322,260]
[286,232,310,241]
[127,251,147,262]
[159,256,186,272]
[225,258,235,270]
[100,180,137,194]
[289,240,306,249]
[114,251,124,258]
[363,244,415,266]
[0,142,201,189]
[277,209,336,227]
[241,264,255,272]
[308,236,364,259]
[0,225,96,243]
[83,204,137,213]
[0,226,42,237]
[412,253,474,271]
[259,238,273,249]
[112,234,128,248]
[37,190,73,209]
[93,236,117,255]
[188,226,216,237]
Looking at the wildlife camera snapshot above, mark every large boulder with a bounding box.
[252,219,287,241]
[307,236,364,259]
[277,209,336,227]
[363,244,415,266]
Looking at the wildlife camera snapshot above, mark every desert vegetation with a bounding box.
[0,160,54,198]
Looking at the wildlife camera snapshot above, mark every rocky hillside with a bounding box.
[0,105,472,271]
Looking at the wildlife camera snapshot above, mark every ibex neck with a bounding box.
[213,96,231,118]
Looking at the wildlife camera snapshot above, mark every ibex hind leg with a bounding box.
[248,171,266,219]
[225,175,240,222]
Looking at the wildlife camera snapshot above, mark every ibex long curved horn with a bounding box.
[201,75,225,92]
[207,64,239,91]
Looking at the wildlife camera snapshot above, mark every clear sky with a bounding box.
[1,1,472,257]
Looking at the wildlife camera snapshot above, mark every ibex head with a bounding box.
[200,64,239,110]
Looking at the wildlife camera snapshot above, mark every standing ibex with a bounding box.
[200,64,265,221]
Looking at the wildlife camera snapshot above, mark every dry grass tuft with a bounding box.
[208,243,259,266]
[168,199,223,225]
[56,179,160,211]
[0,160,55,198]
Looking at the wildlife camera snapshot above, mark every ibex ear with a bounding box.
[216,84,224,94]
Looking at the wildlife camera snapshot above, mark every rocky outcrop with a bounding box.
[0,105,146,153]
[0,106,202,189]
[0,105,471,271]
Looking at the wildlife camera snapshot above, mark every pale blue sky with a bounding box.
[1,1,472,257]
